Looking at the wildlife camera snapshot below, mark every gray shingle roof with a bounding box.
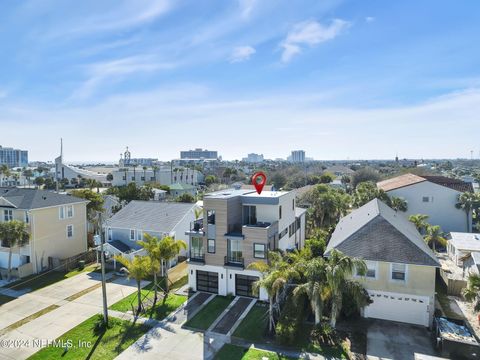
[0,188,88,209]
[106,201,196,233]
[325,199,439,267]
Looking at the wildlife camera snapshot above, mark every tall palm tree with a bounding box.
[409,214,430,234]
[142,166,147,183]
[248,252,299,333]
[390,196,408,212]
[152,166,159,183]
[132,164,138,181]
[0,220,30,280]
[137,234,161,302]
[424,225,447,252]
[293,257,329,325]
[463,273,480,312]
[456,192,480,232]
[114,255,151,315]
[325,249,367,327]
[157,236,187,294]
[0,164,11,187]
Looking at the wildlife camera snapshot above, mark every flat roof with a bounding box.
[241,190,288,199]
[449,232,480,251]
[204,188,253,199]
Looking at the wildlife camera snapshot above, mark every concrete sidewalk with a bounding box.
[0,271,114,331]
[0,275,149,360]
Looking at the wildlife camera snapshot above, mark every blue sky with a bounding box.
[1,0,480,162]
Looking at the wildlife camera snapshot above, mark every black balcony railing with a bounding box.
[224,255,244,267]
[190,218,204,233]
[189,252,205,263]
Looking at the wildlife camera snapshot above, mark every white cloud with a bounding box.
[365,16,375,23]
[280,19,350,62]
[238,0,257,19]
[71,56,175,100]
[230,46,256,63]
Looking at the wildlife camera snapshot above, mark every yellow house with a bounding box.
[0,188,88,278]
[325,198,439,327]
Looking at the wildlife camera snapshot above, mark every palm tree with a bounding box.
[137,234,161,302]
[390,196,407,212]
[152,166,159,183]
[463,273,480,312]
[0,164,11,186]
[0,220,30,280]
[114,255,151,315]
[409,214,430,234]
[157,236,187,294]
[142,166,147,183]
[132,164,138,181]
[248,252,298,333]
[325,249,367,327]
[293,257,329,325]
[424,225,447,252]
[456,192,480,232]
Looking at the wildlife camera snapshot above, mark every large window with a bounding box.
[228,239,243,262]
[243,206,257,225]
[4,209,13,221]
[391,263,406,281]
[254,243,266,259]
[130,229,135,241]
[59,206,65,220]
[208,239,215,253]
[191,237,204,258]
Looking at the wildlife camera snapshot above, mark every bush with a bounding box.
[275,321,298,345]
[311,323,337,346]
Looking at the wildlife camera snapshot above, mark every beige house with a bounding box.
[0,188,88,278]
[325,198,439,327]
[186,188,306,300]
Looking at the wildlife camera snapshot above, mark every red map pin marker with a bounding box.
[252,171,267,194]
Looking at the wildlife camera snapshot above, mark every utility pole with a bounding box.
[98,212,109,326]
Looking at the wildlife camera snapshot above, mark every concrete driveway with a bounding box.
[367,320,437,360]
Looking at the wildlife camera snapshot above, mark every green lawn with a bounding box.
[5,263,100,292]
[233,304,348,359]
[184,296,234,330]
[109,276,187,320]
[233,303,268,342]
[215,344,294,360]
[0,294,15,306]
[27,315,149,360]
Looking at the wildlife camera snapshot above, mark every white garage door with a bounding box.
[363,291,430,327]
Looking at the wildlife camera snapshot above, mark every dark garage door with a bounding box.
[196,270,218,294]
[235,274,259,298]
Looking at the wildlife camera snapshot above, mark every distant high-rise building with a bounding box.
[0,146,28,168]
[290,150,305,163]
[243,153,264,163]
[180,148,218,160]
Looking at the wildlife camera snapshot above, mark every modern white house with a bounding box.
[110,167,204,187]
[377,174,473,233]
[186,188,306,300]
[103,201,200,266]
[325,198,440,327]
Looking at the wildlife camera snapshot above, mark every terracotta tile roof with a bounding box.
[422,176,474,193]
[377,173,473,193]
[377,174,426,192]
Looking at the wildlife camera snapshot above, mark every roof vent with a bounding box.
[42,196,47,200]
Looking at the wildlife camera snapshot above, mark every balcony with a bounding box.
[185,218,205,235]
[188,251,205,264]
[224,255,244,268]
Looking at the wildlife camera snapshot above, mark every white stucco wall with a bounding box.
[386,181,470,233]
